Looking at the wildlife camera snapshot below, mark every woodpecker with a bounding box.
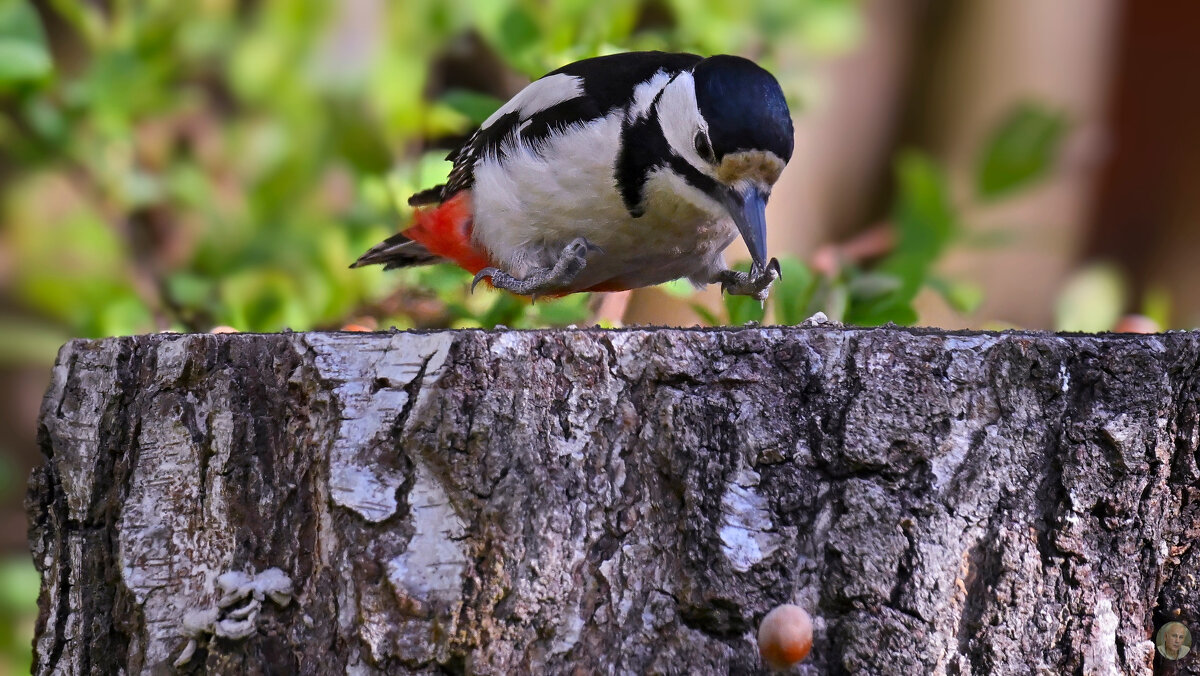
[352,51,794,300]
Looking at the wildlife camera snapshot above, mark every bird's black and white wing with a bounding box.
[415,52,703,205]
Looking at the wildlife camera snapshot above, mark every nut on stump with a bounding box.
[758,604,813,670]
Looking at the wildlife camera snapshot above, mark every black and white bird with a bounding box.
[352,51,794,300]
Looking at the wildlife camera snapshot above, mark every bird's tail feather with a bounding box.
[351,192,490,274]
[349,233,442,270]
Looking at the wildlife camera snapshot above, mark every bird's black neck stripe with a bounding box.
[615,93,720,217]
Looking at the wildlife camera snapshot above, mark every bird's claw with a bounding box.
[718,257,781,301]
[767,257,782,280]
[471,268,500,293]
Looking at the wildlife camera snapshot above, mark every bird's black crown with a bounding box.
[692,55,794,164]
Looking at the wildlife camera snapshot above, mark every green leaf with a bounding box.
[72,50,169,130]
[845,152,956,326]
[0,0,52,84]
[893,152,956,262]
[976,103,1067,201]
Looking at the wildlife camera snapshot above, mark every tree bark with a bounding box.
[27,327,1200,675]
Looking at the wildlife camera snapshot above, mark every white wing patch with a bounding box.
[626,69,674,121]
[482,73,585,130]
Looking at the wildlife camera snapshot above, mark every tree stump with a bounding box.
[26,327,1200,674]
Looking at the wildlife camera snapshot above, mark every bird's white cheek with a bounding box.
[642,169,727,223]
[655,73,719,180]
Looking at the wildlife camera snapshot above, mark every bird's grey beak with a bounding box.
[725,185,770,272]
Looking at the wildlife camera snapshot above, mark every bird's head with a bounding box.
[653,55,794,271]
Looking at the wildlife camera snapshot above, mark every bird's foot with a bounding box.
[717,258,781,301]
[472,237,602,297]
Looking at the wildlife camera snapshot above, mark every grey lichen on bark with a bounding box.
[26,327,1200,675]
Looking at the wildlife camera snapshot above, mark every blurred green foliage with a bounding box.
[0,557,36,673]
[0,0,1067,347]
[0,0,51,84]
[0,0,860,355]
[1053,263,1172,333]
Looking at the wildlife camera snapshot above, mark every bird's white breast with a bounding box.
[470,112,735,290]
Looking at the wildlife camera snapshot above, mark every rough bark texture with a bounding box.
[27,327,1200,675]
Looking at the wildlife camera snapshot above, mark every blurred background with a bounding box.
[1,0,1197,669]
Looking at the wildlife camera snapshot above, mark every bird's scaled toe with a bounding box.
[718,259,779,299]
[566,237,604,258]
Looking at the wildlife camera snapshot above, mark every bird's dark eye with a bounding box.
[694,131,715,163]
